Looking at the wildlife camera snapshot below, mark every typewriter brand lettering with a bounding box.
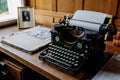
[64,45,72,49]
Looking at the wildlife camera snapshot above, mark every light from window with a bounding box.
[0,0,8,14]
[0,0,24,26]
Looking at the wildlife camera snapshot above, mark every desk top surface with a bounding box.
[0,25,119,80]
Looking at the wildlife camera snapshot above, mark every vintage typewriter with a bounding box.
[39,10,117,74]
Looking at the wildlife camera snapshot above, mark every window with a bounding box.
[0,0,8,14]
[0,0,24,26]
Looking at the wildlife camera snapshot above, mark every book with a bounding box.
[1,25,51,54]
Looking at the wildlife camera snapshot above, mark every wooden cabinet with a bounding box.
[57,0,83,13]
[34,10,72,27]
[84,0,118,16]
[117,1,120,19]
[35,0,56,11]
[27,0,119,27]
[114,1,120,31]
[3,59,25,80]
[1,57,49,80]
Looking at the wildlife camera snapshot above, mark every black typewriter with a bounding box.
[39,10,117,74]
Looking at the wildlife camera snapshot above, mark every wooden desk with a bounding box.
[0,25,119,80]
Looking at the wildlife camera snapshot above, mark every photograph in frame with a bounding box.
[17,7,35,29]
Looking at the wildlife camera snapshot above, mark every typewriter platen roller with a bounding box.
[39,10,117,74]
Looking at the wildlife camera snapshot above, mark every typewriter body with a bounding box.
[39,10,117,74]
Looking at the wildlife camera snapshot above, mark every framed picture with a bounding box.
[17,7,35,29]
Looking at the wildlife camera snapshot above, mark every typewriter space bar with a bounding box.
[46,56,72,69]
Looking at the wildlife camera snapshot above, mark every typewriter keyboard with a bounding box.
[39,44,88,73]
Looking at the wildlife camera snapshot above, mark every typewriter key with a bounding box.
[74,63,78,66]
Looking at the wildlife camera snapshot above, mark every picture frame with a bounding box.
[17,7,35,29]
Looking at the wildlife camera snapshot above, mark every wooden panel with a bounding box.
[84,0,118,16]
[24,0,29,6]
[35,14,55,27]
[57,0,83,13]
[117,1,120,18]
[29,0,35,7]
[115,2,120,31]
[114,19,120,26]
[35,10,72,18]
[108,0,118,16]
[35,10,73,27]
[114,19,120,32]
[35,0,56,11]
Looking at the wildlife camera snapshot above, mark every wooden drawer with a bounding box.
[3,59,25,80]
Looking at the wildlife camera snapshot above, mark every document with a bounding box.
[1,25,51,54]
[69,10,108,32]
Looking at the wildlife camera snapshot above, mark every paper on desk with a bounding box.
[69,10,108,32]
[0,25,51,54]
[92,52,120,80]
